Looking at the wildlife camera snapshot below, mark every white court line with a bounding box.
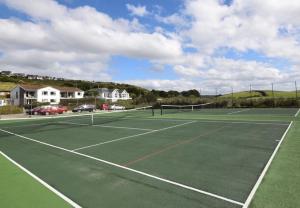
[127,118,289,126]
[1,122,54,129]
[0,151,81,208]
[227,109,251,115]
[294,108,300,117]
[72,121,196,151]
[0,128,244,206]
[57,121,153,131]
[242,121,293,208]
[194,120,289,126]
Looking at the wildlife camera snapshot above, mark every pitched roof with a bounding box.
[19,84,46,91]
[54,86,83,92]
[97,88,115,93]
[17,84,82,92]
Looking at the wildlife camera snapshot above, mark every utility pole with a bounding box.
[272,83,275,107]
[215,88,218,108]
[231,87,234,108]
[295,81,298,100]
[295,81,298,107]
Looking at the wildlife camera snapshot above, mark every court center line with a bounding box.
[72,120,197,151]
[227,109,251,115]
[294,108,300,117]
[242,121,293,208]
[0,151,82,208]
[57,121,153,131]
[0,128,244,206]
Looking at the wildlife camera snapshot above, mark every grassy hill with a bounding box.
[0,76,148,98]
[221,90,298,99]
[0,82,16,91]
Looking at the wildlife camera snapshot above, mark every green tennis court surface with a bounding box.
[0,107,298,208]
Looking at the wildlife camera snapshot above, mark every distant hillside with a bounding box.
[220,90,298,99]
[0,75,149,98]
[0,82,16,91]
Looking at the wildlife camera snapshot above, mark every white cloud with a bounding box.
[1,0,300,91]
[182,0,300,62]
[0,0,182,80]
[126,4,149,17]
[124,79,199,91]
[155,13,186,25]
[174,65,203,77]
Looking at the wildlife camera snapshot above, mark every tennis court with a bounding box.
[0,107,296,208]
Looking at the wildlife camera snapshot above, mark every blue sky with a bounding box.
[0,0,299,92]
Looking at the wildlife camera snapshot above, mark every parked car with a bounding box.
[53,105,68,114]
[39,106,61,115]
[27,106,42,115]
[109,104,125,110]
[100,103,109,110]
[72,104,95,112]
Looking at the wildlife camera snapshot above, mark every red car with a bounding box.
[100,103,109,110]
[55,105,68,114]
[27,106,42,115]
[39,106,60,115]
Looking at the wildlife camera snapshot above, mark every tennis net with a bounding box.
[160,103,214,115]
[0,106,154,134]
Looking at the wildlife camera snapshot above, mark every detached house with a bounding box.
[97,88,131,102]
[10,84,84,106]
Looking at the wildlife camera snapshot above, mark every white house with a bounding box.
[97,88,131,102]
[10,84,84,106]
[0,99,8,106]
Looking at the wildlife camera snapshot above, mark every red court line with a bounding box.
[123,125,228,167]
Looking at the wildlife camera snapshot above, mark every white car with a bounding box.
[109,104,125,110]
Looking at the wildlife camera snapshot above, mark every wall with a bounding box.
[36,87,60,104]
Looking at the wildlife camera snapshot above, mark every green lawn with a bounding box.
[0,108,299,207]
[250,119,300,208]
[0,82,16,91]
[221,90,298,99]
[0,152,71,208]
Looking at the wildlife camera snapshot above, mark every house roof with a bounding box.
[55,86,83,92]
[17,84,82,92]
[97,88,115,93]
[19,84,46,91]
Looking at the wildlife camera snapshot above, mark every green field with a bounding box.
[221,90,298,99]
[0,82,16,91]
[0,152,70,208]
[0,108,299,208]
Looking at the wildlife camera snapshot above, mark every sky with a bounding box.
[0,0,300,94]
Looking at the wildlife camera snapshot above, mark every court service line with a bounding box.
[294,108,300,117]
[0,151,82,208]
[227,109,251,115]
[243,121,293,208]
[72,120,197,151]
[194,120,289,126]
[57,121,153,131]
[0,128,244,206]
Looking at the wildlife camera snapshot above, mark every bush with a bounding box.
[0,105,23,115]
[59,98,106,110]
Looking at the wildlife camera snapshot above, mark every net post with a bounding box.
[91,113,94,125]
[152,107,154,116]
[160,106,163,116]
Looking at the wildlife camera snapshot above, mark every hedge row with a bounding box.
[0,105,24,115]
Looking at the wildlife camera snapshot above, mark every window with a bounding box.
[77,92,81,96]
[16,92,18,99]
[42,91,48,95]
[50,99,56,103]
[50,91,56,95]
